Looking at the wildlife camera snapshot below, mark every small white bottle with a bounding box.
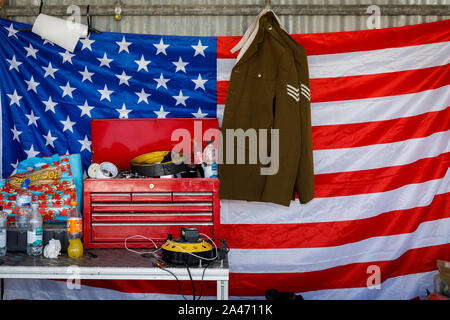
[203,140,218,178]
[16,179,32,228]
[0,206,7,256]
[27,203,43,256]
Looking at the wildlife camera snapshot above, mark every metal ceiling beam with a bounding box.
[1,4,449,18]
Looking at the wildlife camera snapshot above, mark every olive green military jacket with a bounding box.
[219,12,315,207]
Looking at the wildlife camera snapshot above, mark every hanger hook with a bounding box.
[39,0,44,14]
[265,0,271,9]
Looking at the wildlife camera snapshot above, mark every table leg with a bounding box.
[217,280,228,300]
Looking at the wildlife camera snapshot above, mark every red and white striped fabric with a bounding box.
[217,18,450,300]
[5,19,449,300]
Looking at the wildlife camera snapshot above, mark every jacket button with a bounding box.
[257,73,262,78]
[268,25,272,30]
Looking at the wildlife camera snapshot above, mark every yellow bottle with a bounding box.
[68,238,83,258]
[67,200,83,258]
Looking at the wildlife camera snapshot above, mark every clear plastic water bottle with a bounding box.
[16,179,32,228]
[203,140,218,178]
[27,203,43,256]
[0,206,7,256]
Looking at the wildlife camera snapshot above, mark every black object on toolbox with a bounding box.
[6,224,69,252]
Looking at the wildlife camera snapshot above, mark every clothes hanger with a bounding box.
[231,0,286,62]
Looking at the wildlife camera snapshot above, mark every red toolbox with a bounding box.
[83,118,220,248]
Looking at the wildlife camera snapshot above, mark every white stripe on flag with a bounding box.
[220,169,449,224]
[311,86,450,126]
[217,59,236,81]
[3,279,206,300]
[235,271,436,300]
[216,42,450,82]
[298,271,436,300]
[314,130,450,174]
[228,217,450,273]
[307,41,450,78]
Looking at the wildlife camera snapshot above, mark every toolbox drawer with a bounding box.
[91,223,213,243]
[172,192,213,202]
[91,193,132,203]
[132,192,172,202]
[91,212,213,223]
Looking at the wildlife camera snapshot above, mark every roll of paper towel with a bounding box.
[32,14,88,52]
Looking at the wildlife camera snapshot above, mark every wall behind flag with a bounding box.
[2,0,450,36]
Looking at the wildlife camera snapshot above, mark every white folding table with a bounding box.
[0,248,229,300]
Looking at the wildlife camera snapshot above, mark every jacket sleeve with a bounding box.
[261,48,302,206]
[295,47,315,204]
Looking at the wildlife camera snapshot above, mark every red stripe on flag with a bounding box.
[217,65,449,105]
[216,20,450,58]
[293,19,450,56]
[217,80,229,105]
[310,65,449,103]
[312,109,450,150]
[315,153,449,198]
[218,193,449,249]
[70,279,219,296]
[217,36,240,59]
[229,243,450,296]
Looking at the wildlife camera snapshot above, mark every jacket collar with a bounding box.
[234,13,280,68]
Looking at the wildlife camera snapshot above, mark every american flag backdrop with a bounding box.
[1,17,450,300]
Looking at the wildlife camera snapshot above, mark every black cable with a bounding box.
[184,261,195,300]
[156,264,189,301]
[197,261,211,300]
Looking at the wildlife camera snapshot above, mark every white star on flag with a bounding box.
[7,55,22,72]
[116,36,132,53]
[98,84,114,101]
[78,135,91,152]
[79,66,94,83]
[42,62,58,79]
[78,100,94,118]
[10,159,19,170]
[7,90,22,107]
[116,70,132,86]
[25,144,40,158]
[60,115,76,133]
[116,103,132,118]
[135,88,151,104]
[5,23,18,38]
[191,40,208,57]
[192,74,208,90]
[59,50,75,64]
[25,76,40,93]
[43,96,58,113]
[98,52,113,68]
[154,38,170,55]
[192,107,208,118]
[25,110,40,127]
[172,56,189,73]
[11,125,22,142]
[79,36,95,51]
[135,55,151,72]
[154,106,170,118]
[43,130,57,147]
[172,90,189,106]
[154,73,170,89]
[60,81,76,98]
[24,44,38,59]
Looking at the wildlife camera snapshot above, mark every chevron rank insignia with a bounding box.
[286,83,300,102]
[300,83,311,101]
